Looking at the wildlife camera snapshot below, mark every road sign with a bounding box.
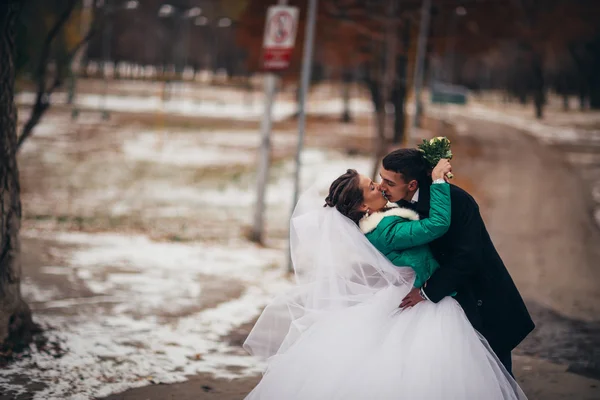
[262,5,299,71]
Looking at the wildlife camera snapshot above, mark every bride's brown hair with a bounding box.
[324,169,366,224]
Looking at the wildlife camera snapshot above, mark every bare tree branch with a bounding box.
[17,0,106,151]
[68,25,98,62]
[36,0,79,96]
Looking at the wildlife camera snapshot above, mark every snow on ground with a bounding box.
[17,111,372,235]
[120,129,298,168]
[22,86,600,398]
[16,91,373,123]
[429,102,600,145]
[122,133,257,167]
[16,91,295,122]
[6,104,373,399]
[9,85,600,399]
[190,148,372,214]
[21,278,64,303]
[122,147,374,236]
[2,232,288,400]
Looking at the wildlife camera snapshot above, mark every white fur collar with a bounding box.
[359,203,420,234]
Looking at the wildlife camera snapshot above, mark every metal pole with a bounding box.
[250,73,278,244]
[250,0,291,245]
[409,0,431,143]
[288,0,318,271]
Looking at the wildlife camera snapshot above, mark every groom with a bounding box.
[378,148,534,375]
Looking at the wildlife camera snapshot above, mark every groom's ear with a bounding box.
[408,180,419,191]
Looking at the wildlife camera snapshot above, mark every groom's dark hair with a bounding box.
[382,148,430,183]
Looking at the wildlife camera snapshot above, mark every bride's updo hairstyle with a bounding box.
[324,169,366,224]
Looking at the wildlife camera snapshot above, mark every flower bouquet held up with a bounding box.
[418,136,454,179]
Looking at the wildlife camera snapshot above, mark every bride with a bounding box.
[243,159,527,399]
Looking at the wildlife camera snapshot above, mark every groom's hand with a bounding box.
[399,287,425,308]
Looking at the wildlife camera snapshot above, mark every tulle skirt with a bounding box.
[246,287,526,400]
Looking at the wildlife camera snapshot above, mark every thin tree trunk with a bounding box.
[532,52,545,119]
[568,44,588,111]
[0,0,37,352]
[392,20,411,144]
[371,0,398,180]
[562,95,569,111]
[590,79,600,109]
[392,79,407,144]
[340,69,352,123]
[579,87,587,111]
[588,35,600,109]
[590,48,600,109]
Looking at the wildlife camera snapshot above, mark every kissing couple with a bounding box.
[244,147,535,399]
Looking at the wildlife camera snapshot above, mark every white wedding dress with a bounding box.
[244,189,527,400]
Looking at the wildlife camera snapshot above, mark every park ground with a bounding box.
[0,81,599,399]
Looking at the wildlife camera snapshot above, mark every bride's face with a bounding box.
[358,174,388,213]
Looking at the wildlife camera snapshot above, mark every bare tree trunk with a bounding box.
[590,38,600,110]
[562,95,569,111]
[371,0,398,180]
[532,52,545,119]
[392,67,407,143]
[579,87,587,111]
[340,69,353,123]
[567,44,588,111]
[0,0,37,352]
[392,19,411,144]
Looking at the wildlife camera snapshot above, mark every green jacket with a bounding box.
[359,183,451,288]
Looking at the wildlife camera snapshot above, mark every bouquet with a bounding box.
[418,136,454,179]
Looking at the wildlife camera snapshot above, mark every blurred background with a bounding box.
[1,0,600,399]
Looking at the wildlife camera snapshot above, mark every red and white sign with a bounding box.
[262,5,299,71]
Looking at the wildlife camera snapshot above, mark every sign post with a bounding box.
[287,0,318,272]
[250,2,298,244]
[262,5,299,70]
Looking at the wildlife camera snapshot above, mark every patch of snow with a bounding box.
[36,296,124,310]
[27,232,283,285]
[16,92,297,122]
[40,266,72,275]
[5,233,289,399]
[194,148,373,210]
[306,98,373,115]
[9,108,377,398]
[107,147,372,229]
[197,130,296,148]
[429,103,600,145]
[122,132,257,167]
[21,278,63,303]
[17,90,374,122]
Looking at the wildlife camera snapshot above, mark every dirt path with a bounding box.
[451,115,600,321]
[95,117,600,400]
[449,116,600,381]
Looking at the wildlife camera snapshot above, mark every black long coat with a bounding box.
[409,183,535,355]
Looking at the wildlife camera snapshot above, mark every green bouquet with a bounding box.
[417,136,454,179]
